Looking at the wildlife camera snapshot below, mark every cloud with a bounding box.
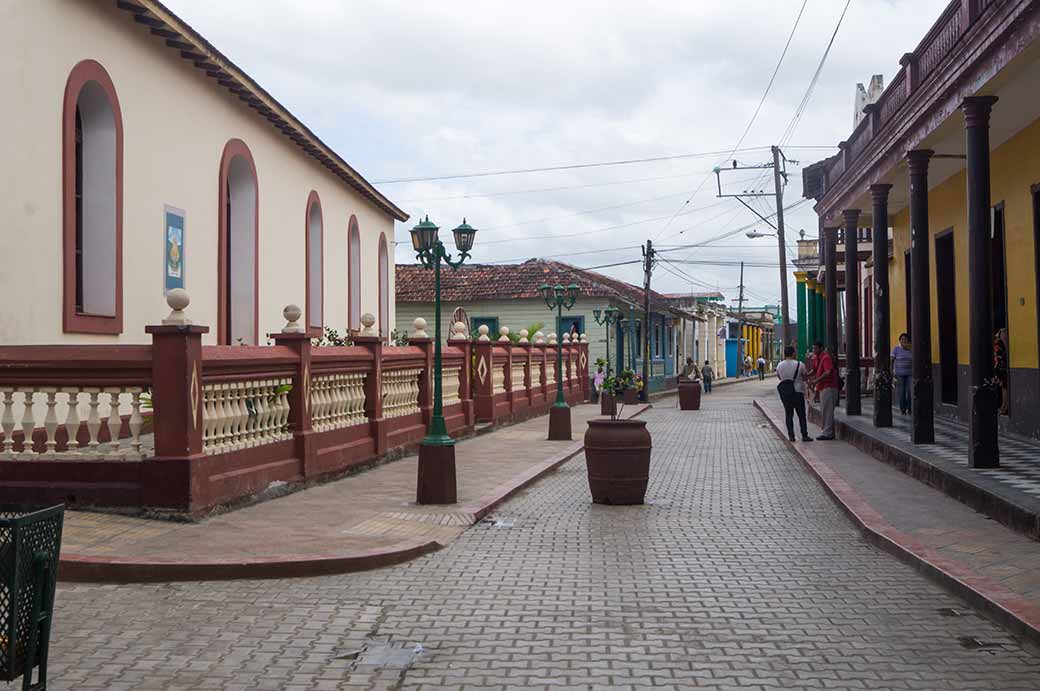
[165,0,949,306]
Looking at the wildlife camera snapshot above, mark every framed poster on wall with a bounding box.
[164,205,185,294]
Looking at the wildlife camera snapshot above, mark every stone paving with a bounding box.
[22,381,1040,690]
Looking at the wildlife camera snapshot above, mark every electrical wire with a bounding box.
[650,1,809,242]
[373,146,774,184]
[780,0,853,146]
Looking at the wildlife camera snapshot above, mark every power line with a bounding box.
[780,0,853,146]
[650,1,808,242]
[373,146,774,184]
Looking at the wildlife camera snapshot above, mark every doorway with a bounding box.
[218,140,258,345]
[935,231,958,404]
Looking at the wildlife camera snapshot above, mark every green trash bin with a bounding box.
[1,504,64,691]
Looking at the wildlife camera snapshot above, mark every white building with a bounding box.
[1,1,407,345]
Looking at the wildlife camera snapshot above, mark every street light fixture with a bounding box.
[745,230,777,239]
[592,306,620,374]
[539,282,580,440]
[410,215,476,505]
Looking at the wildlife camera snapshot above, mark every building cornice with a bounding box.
[117,0,409,222]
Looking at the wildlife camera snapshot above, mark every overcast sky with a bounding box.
[166,0,949,310]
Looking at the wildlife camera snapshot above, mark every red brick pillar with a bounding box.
[449,330,475,428]
[580,338,591,401]
[270,330,315,475]
[518,340,533,407]
[354,333,387,454]
[473,335,494,423]
[502,337,517,413]
[143,321,208,510]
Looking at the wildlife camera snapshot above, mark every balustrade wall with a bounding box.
[0,314,589,514]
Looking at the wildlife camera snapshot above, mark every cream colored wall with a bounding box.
[0,1,396,345]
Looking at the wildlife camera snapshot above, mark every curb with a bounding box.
[754,399,1040,646]
[58,404,651,583]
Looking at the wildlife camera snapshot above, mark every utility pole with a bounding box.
[736,261,746,377]
[713,147,795,348]
[771,146,791,348]
[641,239,655,402]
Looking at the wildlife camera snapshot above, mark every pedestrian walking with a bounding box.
[776,346,813,443]
[811,341,839,440]
[593,364,606,402]
[701,360,714,393]
[757,355,766,380]
[891,333,912,415]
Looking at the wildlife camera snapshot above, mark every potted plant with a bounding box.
[583,376,652,504]
[615,369,640,404]
[600,372,617,416]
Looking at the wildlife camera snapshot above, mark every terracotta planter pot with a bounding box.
[600,392,617,416]
[583,419,652,505]
[678,379,701,411]
[622,388,638,405]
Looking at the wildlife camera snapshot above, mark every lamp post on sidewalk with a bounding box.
[540,283,580,440]
[410,215,477,505]
[592,305,619,374]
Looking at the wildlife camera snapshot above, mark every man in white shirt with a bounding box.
[775,346,813,443]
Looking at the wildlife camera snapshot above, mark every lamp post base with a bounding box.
[548,404,572,441]
[417,442,457,504]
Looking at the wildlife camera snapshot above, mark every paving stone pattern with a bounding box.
[31,381,1040,690]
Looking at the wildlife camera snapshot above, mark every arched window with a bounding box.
[63,60,123,334]
[348,217,361,331]
[305,191,323,335]
[378,233,390,340]
[218,139,259,345]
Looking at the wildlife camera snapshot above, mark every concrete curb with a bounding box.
[58,404,652,583]
[754,398,1040,646]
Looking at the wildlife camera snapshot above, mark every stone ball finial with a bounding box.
[579,333,589,344]
[162,288,192,326]
[449,321,467,341]
[534,330,545,344]
[519,329,530,344]
[498,326,510,342]
[477,324,490,342]
[281,304,304,333]
[360,313,377,336]
[412,317,428,339]
[548,332,558,345]
[561,333,571,344]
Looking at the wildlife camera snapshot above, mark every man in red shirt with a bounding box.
[811,341,839,440]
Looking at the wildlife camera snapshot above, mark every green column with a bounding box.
[815,283,826,345]
[806,277,817,349]
[795,272,808,360]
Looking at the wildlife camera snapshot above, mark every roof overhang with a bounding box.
[117,0,409,222]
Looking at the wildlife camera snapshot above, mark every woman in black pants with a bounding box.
[775,346,813,443]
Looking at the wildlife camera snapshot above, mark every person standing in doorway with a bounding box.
[757,355,766,380]
[776,346,813,442]
[812,341,839,440]
[701,360,714,393]
[891,333,912,415]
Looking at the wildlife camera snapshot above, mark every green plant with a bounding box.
[391,329,410,346]
[314,327,352,347]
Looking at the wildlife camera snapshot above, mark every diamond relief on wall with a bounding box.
[476,356,489,385]
[190,363,200,430]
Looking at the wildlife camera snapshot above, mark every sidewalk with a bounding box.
[756,396,1040,643]
[59,401,647,582]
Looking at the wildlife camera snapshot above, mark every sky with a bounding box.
[165,0,950,312]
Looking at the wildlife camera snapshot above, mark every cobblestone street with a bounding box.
[31,381,1040,690]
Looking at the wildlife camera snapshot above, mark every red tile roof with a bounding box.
[396,259,673,306]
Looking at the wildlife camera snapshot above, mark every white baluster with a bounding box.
[129,388,143,457]
[0,388,15,458]
[202,385,215,452]
[43,388,59,454]
[85,388,102,452]
[20,388,36,457]
[105,388,122,455]
[64,388,81,454]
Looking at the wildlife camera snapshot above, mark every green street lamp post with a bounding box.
[539,282,580,440]
[592,305,620,374]
[410,215,477,504]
